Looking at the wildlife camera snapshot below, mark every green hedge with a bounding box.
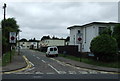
[90,34,118,61]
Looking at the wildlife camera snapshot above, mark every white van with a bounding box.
[46,46,58,57]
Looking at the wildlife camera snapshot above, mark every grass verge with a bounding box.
[59,54,120,68]
[2,50,15,66]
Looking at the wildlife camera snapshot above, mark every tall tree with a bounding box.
[2,18,19,54]
[41,35,51,41]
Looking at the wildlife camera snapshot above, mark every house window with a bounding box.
[78,30,81,34]
[99,27,106,35]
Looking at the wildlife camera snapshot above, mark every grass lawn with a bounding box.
[2,50,15,66]
[59,54,120,68]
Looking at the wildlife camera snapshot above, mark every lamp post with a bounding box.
[18,30,22,55]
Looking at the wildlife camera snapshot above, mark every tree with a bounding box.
[1,18,19,54]
[100,27,112,36]
[65,36,70,42]
[19,38,27,42]
[113,24,120,50]
[52,36,59,39]
[90,34,118,61]
[41,35,51,41]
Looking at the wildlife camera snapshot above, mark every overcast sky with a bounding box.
[0,2,118,40]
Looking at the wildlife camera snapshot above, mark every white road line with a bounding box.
[46,72,55,74]
[79,71,88,74]
[58,71,66,74]
[42,60,46,63]
[29,61,34,66]
[35,72,44,74]
[50,58,66,66]
[37,57,40,59]
[28,67,35,71]
[68,71,77,74]
[48,64,60,74]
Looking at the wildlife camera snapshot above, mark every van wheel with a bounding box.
[46,55,49,57]
[56,54,58,57]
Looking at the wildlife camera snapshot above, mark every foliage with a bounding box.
[65,36,70,42]
[100,27,112,36]
[19,38,27,42]
[90,34,118,61]
[113,24,120,49]
[1,18,19,54]
[59,54,120,68]
[41,35,51,41]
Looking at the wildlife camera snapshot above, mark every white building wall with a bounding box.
[69,24,116,52]
[83,25,98,52]
[41,39,65,47]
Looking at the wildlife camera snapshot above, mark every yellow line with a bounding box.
[50,58,120,74]
[1,55,32,74]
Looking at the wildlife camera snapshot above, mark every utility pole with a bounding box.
[3,3,6,21]
[2,3,7,55]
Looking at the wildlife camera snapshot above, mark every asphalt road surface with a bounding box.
[2,49,120,79]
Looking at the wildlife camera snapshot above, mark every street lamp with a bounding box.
[18,30,22,55]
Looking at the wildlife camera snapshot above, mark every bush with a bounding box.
[90,34,118,61]
[113,24,120,50]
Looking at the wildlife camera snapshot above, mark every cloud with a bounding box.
[0,2,118,40]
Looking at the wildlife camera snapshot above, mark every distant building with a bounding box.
[67,22,119,52]
[18,39,39,49]
[40,39,66,47]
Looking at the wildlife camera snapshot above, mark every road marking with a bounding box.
[50,58,120,74]
[37,57,40,59]
[29,61,35,66]
[46,72,55,74]
[25,67,35,71]
[35,72,44,74]
[50,58,66,66]
[58,71,66,74]
[88,70,98,74]
[48,64,60,74]
[68,71,76,74]
[42,60,46,63]
[2,55,32,74]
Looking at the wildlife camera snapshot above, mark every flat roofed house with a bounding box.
[67,22,119,52]
[40,39,65,47]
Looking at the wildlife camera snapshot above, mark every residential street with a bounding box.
[2,49,119,79]
[13,49,109,74]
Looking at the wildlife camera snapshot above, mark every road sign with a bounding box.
[9,32,16,43]
[78,37,82,41]
[76,33,83,44]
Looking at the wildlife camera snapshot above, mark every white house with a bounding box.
[18,39,39,49]
[40,39,65,47]
[67,22,119,52]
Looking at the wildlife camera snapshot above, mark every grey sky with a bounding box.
[0,2,118,40]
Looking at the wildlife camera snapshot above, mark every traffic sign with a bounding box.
[9,32,16,43]
[78,37,82,41]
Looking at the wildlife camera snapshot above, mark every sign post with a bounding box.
[9,32,16,62]
[77,33,83,62]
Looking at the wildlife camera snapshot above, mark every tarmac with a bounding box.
[1,52,120,74]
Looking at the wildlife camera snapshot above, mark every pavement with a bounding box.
[2,52,27,73]
[1,52,120,74]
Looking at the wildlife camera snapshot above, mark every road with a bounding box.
[2,49,119,79]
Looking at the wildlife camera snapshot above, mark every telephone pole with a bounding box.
[3,3,6,21]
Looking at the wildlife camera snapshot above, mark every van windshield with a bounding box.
[50,48,53,51]
[54,48,57,51]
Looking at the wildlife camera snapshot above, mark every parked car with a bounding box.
[46,46,58,57]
